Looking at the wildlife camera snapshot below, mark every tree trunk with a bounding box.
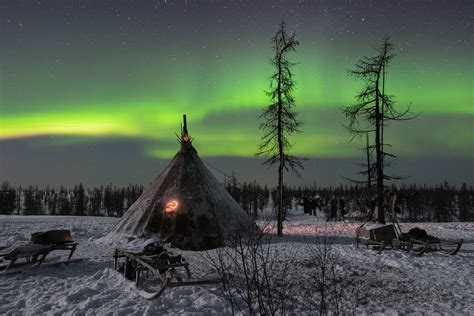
[277,53,284,237]
[375,77,385,224]
[278,160,283,236]
[366,133,371,194]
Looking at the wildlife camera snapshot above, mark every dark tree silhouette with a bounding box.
[24,186,37,215]
[89,187,102,216]
[0,182,16,215]
[74,183,85,216]
[343,37,416,224]
[257,21,304,236]
[225,170,241,204]
[459,183,472,221]
[59,186,71,215]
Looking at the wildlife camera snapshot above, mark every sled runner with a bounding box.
[1,257,87,275]
[398,228,463,255]
[113,243,221,300]
[0,230,78,272]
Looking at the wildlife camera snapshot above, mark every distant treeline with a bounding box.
[0,181,472,222]
[225,180,473,222]
[0,182,144,217]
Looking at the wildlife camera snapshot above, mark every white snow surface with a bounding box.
[0,211,473,315]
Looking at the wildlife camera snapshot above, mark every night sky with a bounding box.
[0,0,472,187]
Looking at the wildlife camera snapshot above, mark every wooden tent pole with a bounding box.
[183,114,188,136]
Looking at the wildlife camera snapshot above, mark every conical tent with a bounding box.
[108,115,256,250]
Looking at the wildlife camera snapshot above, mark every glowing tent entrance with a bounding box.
[109,115,255,250]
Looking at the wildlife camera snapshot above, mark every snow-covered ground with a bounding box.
[1,211,473,315]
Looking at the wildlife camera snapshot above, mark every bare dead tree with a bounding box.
[343,37,417,224]
[204,224,298,315]
[310,237,345,315]
[344,133,375,192]
[287,236,351,315]
[257,21,305,236]
[343,132,377,220]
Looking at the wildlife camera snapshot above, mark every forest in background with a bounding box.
[0,180,472,223]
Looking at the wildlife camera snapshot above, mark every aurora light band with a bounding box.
[1,0,472,186]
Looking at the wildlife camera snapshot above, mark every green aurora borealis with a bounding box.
[0,0,472,185]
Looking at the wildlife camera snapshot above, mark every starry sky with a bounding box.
[0,0,472,187]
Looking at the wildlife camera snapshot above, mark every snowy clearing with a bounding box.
[1,211,473,315]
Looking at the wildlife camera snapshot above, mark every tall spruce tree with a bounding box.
[74,183,85,216]
[0,182,16,215]
[257,21,304,236]
[343,37,416,224]
[24,186,36,215]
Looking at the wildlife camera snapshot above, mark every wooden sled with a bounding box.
[113,246,221,300]
[355,191,464,256]
[0,230,78,272]
[356,223,397,254]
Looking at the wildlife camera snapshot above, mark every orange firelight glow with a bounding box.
[165,200,179,213]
